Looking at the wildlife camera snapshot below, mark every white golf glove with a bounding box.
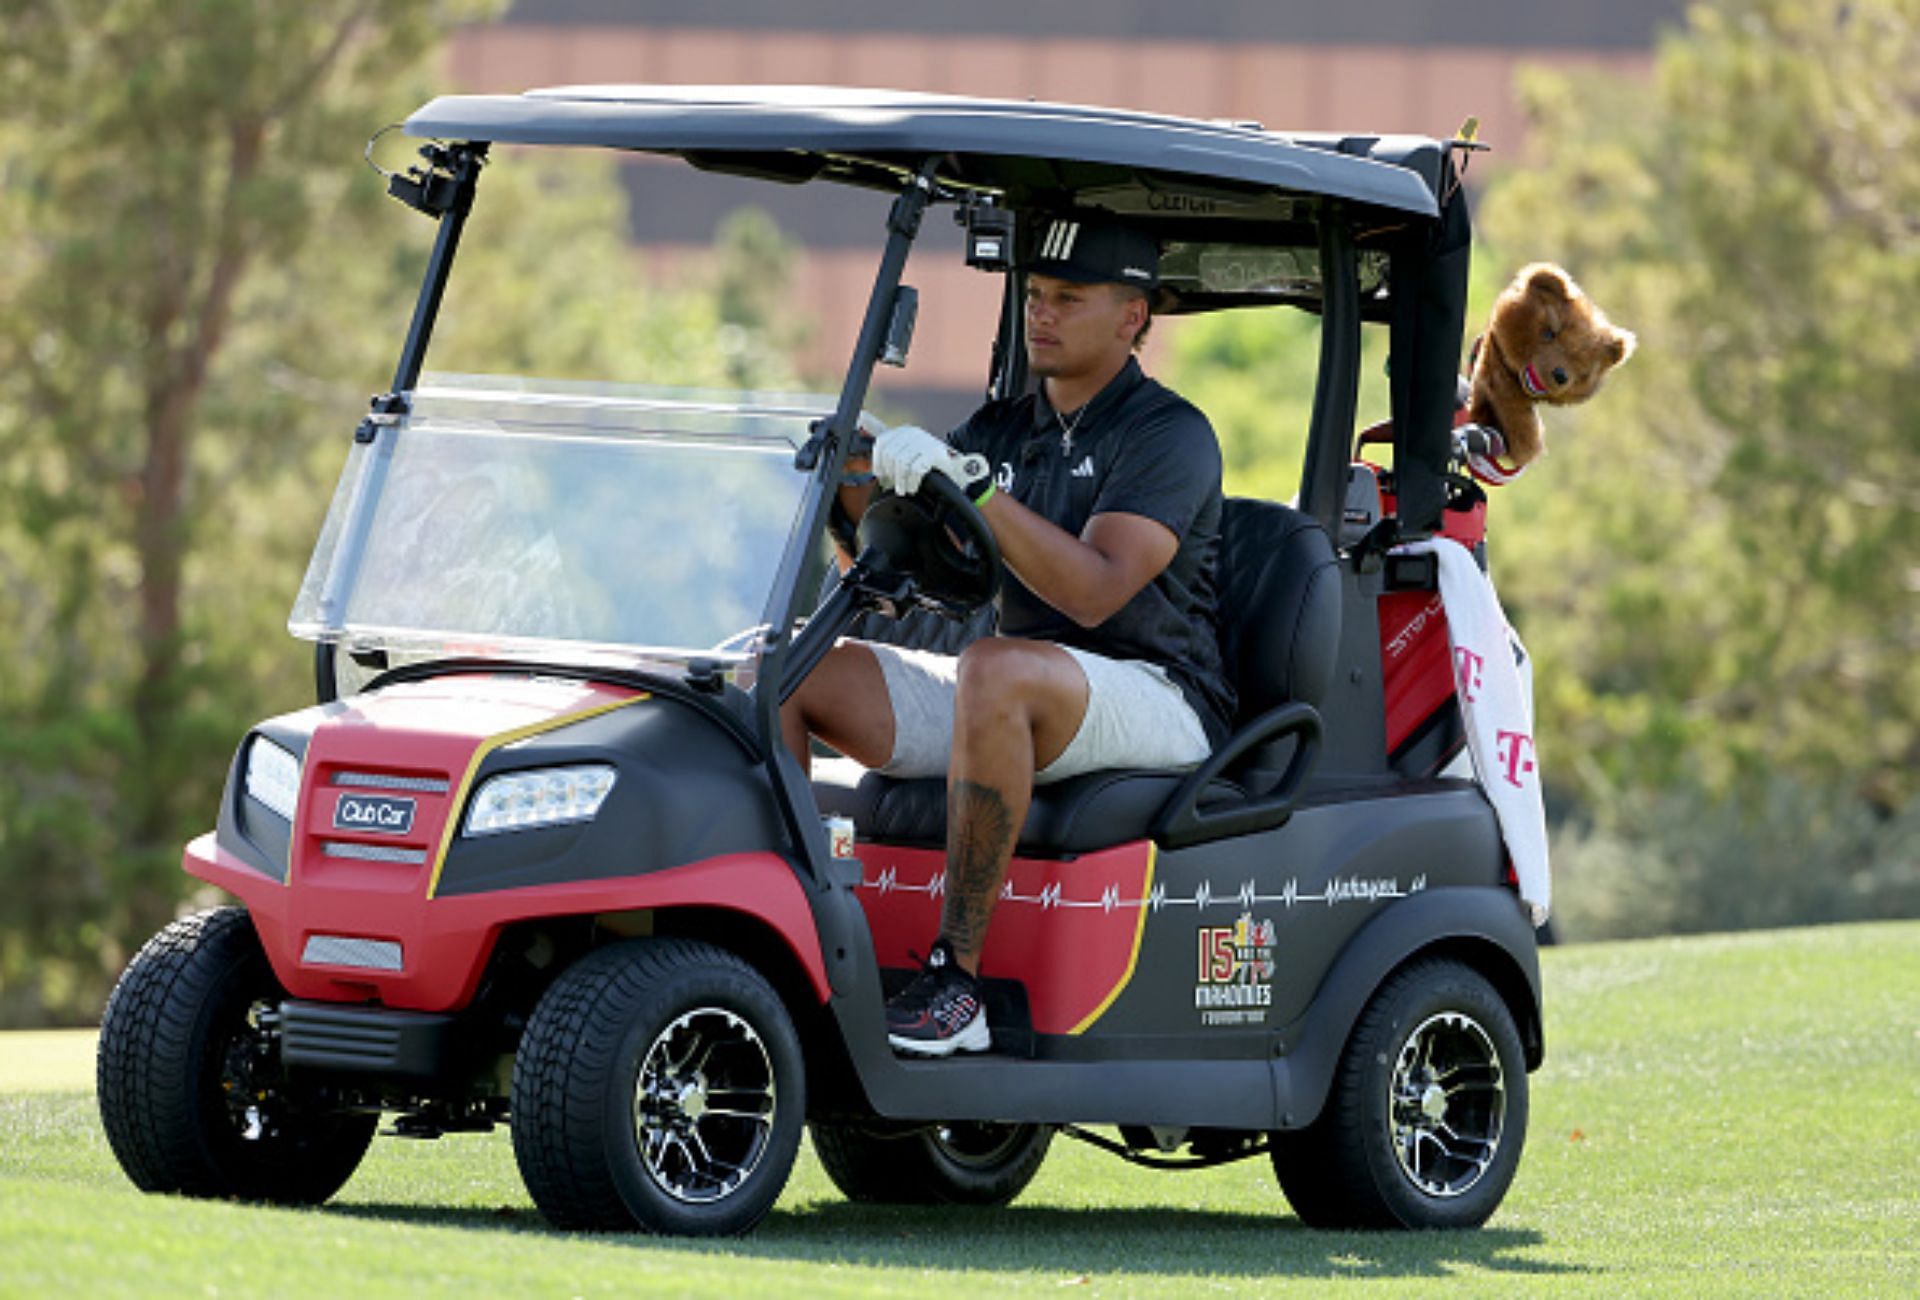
[872,424,977,497]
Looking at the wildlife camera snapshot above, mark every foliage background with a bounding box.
[0,0,796,1023]
[1168,0,1920,942]
[0,0,1914,1023]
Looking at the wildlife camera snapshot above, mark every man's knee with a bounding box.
[956,638,1026,704]
[791,641,898,768]
[796,641,869,706]
[956,639,1080,713]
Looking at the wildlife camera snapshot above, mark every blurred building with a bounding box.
[451,1,1683,425]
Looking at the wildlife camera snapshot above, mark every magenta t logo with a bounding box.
[1453,646,1485,703]
[1495,730,1536,788]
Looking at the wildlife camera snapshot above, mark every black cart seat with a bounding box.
[812,498,1341,857]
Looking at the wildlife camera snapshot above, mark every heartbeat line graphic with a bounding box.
[860,872,1427,911]
[872,866,945,897]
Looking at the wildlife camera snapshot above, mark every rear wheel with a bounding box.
[811,1119,1053,1206]
[1271,958,1527,1229]
[96,907,376,1204]
[511,938,804,1235]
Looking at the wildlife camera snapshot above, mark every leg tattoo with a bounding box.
[942,779,1017,965]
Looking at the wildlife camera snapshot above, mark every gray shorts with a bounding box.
[862,640,1212,784]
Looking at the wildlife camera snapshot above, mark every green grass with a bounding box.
[4,923,1917,1297]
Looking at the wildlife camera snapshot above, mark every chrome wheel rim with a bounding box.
[632,1007,776,1204]
[1389,1010,1505,1198]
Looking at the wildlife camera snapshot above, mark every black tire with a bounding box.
[96,907,377,1204]
[811,1120,1053,1206]
[1271,958,1528,1230]
[511,937,804,1235]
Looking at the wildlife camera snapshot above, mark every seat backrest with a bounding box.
[1216,497,1343,722]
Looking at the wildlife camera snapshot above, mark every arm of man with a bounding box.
[832,475,876,567]
[828,411,901,568]
[989,400,1217,626]
[831,428,965,568]
[982,495,1176,629]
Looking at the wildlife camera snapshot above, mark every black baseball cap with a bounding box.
[1026,217,1160,290]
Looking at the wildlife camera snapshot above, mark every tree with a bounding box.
[1163,301,1395,503]
[1463,0,1920,935]
[1478,0,1919,815]
[1165,0,1919,936]
[712,207,811,387]
[0,4,799,1022]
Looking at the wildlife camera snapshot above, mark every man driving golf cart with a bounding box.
[96,86,1544,1235]
[783,218,1235,1056]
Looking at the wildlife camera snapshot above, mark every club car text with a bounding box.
[332,794,416,836]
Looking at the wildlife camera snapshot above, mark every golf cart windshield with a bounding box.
[290,375,828,672]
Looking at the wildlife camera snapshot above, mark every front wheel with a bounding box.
[811,1119,1053,1206]
[96,907,377,1204]
[511,938,804,1235]
[1271,958,1528,1229]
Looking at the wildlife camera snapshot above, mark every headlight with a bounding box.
[244,737,302,821]
[463,764,618,837]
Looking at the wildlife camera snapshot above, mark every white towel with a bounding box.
[1395,538,1551,924]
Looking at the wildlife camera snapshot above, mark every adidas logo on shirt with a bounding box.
[1070,455,1095,479]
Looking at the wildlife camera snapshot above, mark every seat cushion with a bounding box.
[813,758,1242,857]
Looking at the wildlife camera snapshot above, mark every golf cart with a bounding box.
[97,86,1542,1234]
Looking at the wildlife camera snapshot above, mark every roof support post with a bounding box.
[1299,205,1359,533]
[1387,163,1472,540]
[752,156,944,883]
[315,141,488,704]
[386,142,489,394]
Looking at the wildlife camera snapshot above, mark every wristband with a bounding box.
[972,483,997,508]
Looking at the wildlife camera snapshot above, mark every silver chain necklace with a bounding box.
[1055,402,1088,455]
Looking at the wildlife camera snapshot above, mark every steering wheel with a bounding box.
[855,471,1001,615]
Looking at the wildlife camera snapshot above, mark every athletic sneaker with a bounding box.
[885,939,990,1056]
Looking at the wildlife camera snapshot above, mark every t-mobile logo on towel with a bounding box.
[1453,646,1485,703]
[1495,730,1536,788]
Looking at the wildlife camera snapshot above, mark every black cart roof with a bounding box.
[404,84,1448,219]
[400,84,1472,540]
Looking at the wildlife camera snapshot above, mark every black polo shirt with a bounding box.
[950,357,1236,745]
